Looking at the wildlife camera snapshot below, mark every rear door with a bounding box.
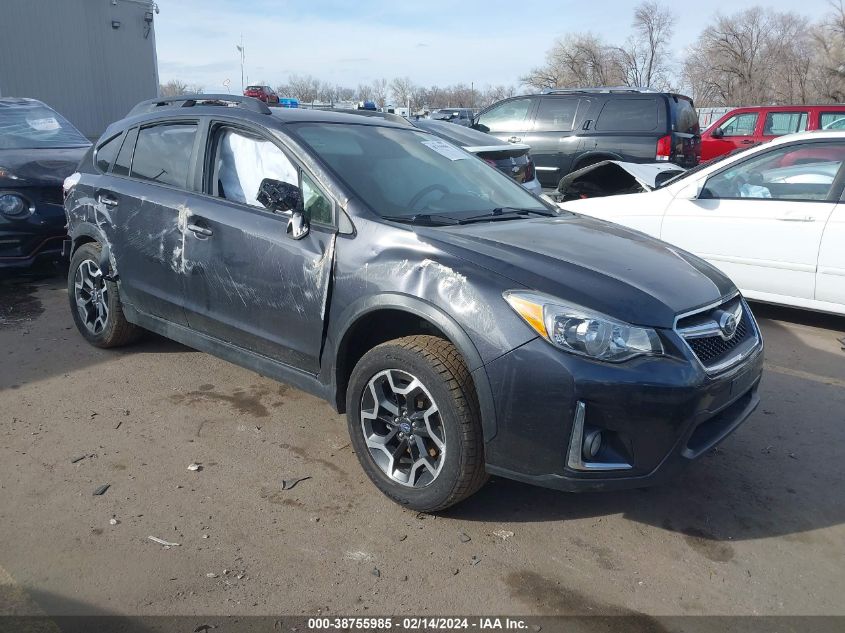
[760,110,809,143]
[817,110,845,130]
[180,120,337,373]
[95,120,200,325]
[661,140,845,303]
[816,202,845,307]
[520,96,590,188]
[582,96,663,164]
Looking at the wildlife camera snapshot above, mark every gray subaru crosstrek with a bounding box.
[63,95,763,511]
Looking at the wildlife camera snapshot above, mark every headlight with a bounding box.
[0,193,29,218]
[504,290,663,362]
[0,166,23,181]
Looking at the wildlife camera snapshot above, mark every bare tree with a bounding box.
[522,33,626,90]
[159,80,203,97]
[812,0,845,101]
[371,78,388,107]
[390,76,416,106]
[616,1,676,88]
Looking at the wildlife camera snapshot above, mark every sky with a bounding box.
[154,0,834,94]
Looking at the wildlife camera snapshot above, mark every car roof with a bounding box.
[0,97,49,108]
[724,104,845,114]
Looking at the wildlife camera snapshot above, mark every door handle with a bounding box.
[97,193,118,207]
[187,223,213,237]
[776,215,814,222]
[508,136,521,143]
[740,139,755,144]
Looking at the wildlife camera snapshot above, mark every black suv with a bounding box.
[474,88,701,189]
[63,95,761,511]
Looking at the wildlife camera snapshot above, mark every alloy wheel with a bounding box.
[74,259,109,335]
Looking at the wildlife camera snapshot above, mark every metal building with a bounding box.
[0,0,160,139]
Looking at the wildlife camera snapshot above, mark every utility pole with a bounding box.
[236,35,245,92]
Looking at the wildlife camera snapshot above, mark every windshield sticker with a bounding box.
[27,117,61,131]
[421,139,469,161]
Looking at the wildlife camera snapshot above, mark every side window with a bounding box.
[820,112,845,129]
[212,127,298,208]
[701,142,845,201]
[112,127,138,177]
[534,97,580,132]
[95,134,122,173]
[131,123,197,189]
[476,98,532,133]
[763,112,808,136]
[674,99,700,134]
[595,98,658,132]
[301,172,333,225]
[720,113,758,137]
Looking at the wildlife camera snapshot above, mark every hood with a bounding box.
[417,213,734,328]
[0,146,89,187]
[556,160,686,202]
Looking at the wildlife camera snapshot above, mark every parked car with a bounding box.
[430,108,474,126]
[555,160,686,201]
[474,88,701,189]
[63,94,763,511]
[701,105,845,161]
[357,100,377,111]
[243,85,280,105]
[409,119,542,195]
[561,130,845,316]
[0,98,90,270]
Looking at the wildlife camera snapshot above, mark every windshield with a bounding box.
[0,101,89,150]
[414,120,505,147]
[291,122,549,219]
[658,143,762,188]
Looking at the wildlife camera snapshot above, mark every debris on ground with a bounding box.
[281,476,311,490]
[837,336,845,351]
[470,555,480,566]
[148,536,181,548]
[109,518,119,526]
[114,420,123,430]
[206,573,218,579]
[371,567,380,578]
[71,454,93,464]
[452,568,460,575]
[492,529,514,540]
[187,462,203,472]
[92,484,110,496]
[458,531,471,543]
[194,625,215,632]
[397,534,408,542]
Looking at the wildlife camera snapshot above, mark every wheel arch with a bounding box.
[328,294,498,441]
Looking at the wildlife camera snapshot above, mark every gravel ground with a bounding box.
[1,273,843,619]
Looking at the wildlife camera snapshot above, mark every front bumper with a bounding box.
[481,329,763,492]
[0,192,67,269]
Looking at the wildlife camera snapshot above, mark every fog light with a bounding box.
[0,193,28,217]
[583,429,603,460]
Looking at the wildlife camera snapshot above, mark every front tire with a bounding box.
[346,335,488,512]
[68,242,141,348]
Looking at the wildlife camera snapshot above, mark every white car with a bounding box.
[561,130,845,316]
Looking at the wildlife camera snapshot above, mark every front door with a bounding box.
[520,96,590,188]
[662,140,845,303]
[701,111,759,161]
[180,123,337,373]
[474,97,536,146]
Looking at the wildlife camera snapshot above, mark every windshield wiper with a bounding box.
[455,207,555,224]
[381,213,462,226]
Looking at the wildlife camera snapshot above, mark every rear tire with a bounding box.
[346,335,488,512]
[68,242,142,348]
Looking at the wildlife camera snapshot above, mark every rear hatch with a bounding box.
[470,144,534,184]
[671,96,701,167]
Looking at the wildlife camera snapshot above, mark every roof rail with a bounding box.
[333,109,414,127]
[541,86,658,95]
[128,94,271,117]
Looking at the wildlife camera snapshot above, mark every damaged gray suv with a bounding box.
[64,95,764,511]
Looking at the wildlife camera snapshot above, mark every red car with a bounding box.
[701,104,845,161]
[243,85,279,105]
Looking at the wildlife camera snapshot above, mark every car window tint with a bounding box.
[0,101,89,149]
[476,98,532,132]
[764,112,809,136]
[674,99,700,134]
[534,97,580,132]
[214,128,298,208]
[702,142,845,202]
[95,134,122,173]
[820,112,845,129]
[719,113,758,137]
[131,123,197,189]
[301,172,333,225]
[112,127,138,177]
[595,98,658,132]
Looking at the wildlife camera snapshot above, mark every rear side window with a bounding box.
[534,97,580,132]
[112,127,138,177]
[820,112,845,129]
[764,112,808,136]
[95,134,122,173]
[595,98,658,132]
[673,99,700,134]
[131,123,198,189]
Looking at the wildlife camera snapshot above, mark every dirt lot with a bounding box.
[1,272,844,619]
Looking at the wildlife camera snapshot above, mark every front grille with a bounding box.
[676,296,758,372]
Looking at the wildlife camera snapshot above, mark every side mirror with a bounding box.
[257,178,310,240]
[711,127,724,139]
[677,180,704,200]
